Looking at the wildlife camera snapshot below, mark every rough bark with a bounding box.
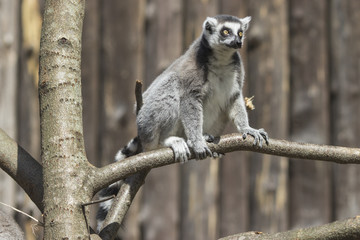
[39,0,94,238]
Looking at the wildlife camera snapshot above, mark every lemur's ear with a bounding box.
[203,17,217,34]
[241,16,251,31]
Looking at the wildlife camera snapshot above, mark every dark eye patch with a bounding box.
[220,27,232,37]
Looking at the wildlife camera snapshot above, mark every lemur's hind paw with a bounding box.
[164,136,191,163]
[204,133,215,143]
[204,134,224,158]
[187,140,212,160]
[212,152,224,158]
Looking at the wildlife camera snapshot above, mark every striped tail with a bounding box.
[96,137,142,233]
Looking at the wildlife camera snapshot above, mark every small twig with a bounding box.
[135,80,143,115]
[82,195,115,207]
[81,204,91,239]
[0,201,44,226]
[81,195,115,239]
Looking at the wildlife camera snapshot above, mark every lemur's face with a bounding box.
[203,15,251,50]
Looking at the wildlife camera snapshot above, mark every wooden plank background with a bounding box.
[0,0,360,239]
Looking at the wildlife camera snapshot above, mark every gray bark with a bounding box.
[39,0,92,238]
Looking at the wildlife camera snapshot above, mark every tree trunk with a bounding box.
[39,0,92,238]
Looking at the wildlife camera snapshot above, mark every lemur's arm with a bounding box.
[180,93,212,159]
[229,91,268,147]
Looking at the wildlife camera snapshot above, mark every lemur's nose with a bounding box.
[235,40,242,48]
[231,39,242,49]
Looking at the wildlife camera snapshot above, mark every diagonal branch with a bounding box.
[92,134,360,193]
[98,170,149,240]
[0,128,43,212]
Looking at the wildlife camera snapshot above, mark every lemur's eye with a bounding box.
[223,29,229,35]
[238,31,243,37]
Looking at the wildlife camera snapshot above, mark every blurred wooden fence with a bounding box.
[1,0,360,239]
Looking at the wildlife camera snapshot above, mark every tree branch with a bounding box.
[0,128,43,212]
[92,133,360,193]
[219,216,360,240]
[98,170,149,240]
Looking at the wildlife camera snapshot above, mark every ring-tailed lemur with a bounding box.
[97,14,268,232]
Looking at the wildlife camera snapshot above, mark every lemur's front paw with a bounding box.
[187,140,212,160]
[241,127,269,147]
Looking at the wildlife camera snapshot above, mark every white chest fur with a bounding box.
[202,63,237,134]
